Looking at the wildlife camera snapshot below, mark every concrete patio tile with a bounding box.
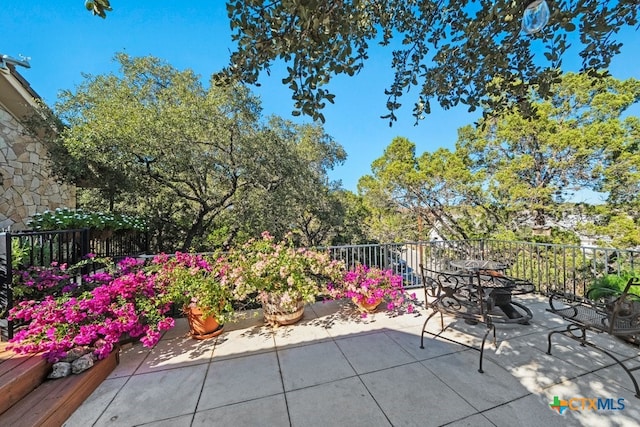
[63,298,638,427]
[272,323,333,348]
[64,377,128,427]
[309,297,424,336]
[441,316,541,342]
[586,334,640,358]
[543,331,637,372]
[272,312,334,349]
[516,294,548,304]
[192,394,289,426]
[421,350,531,412]
[380,310,428,330]
[361,362,478,426]
[445,413,495,426]
[211,323,275,360]
[138,414,193,426]
[286,377,390,427]
[313,303,395,338]
[197,351,283,410]
[93,364,208,426]
[350,307,426,332]
[135,335,215,374]
[307,299,345,318]
[532,311,578,331]
[489,333,599,392]
[108,342,151,379]
[423,321,488,349]
[591,356,640,395]
[335,331,415,374]
[383,327,468,361]
[159,316,191,340]
[224,308,264,332]
[278,340,356,391]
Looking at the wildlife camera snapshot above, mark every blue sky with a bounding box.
[3,1,639,195]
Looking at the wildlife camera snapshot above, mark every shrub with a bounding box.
[7,257,174,362]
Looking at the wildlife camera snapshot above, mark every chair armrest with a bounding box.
[607,277,640,332]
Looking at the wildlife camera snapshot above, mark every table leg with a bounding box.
[491,291,524,320]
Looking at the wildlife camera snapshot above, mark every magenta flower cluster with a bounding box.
[7,257,174,362]
[329,265,417,318]
[12,262,77,300]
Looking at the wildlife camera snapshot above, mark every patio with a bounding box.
[63,293,640,427]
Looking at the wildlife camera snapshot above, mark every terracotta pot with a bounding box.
[352,296,383,313]
[261,296,305,327]
[184,306,224,340]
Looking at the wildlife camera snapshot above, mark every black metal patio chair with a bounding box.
[419,265,533,373]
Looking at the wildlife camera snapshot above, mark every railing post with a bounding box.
[4,232,14,339]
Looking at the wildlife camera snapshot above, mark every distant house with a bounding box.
[0,61,75,230]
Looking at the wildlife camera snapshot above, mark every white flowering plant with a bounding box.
[29,208,147,232]
[228,232,345,312]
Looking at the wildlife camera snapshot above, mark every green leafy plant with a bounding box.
[587,271,640,300]
[151,252,235,324]
[229,232,344,312]
[29,208,147,232]
[10,239,31,269]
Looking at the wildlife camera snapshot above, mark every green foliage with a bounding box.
[151,252,235,323]
[28,208,147,232]
[48,53,347,251]
[84,0,111,18]
[215,1,639,124]
[356,73,640,245]
[329,190,370,245]
[228,232,345,311]
[528,227,581,245]
[82,2,639,124]
[578,213,640,249]
[457,72,640,233]
[588,271,640,299]
[359,137,486,242]
[10,239,31,270]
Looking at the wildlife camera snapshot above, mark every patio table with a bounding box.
[449,259,532,323]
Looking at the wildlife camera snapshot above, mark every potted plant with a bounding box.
[329,264,417,318]
[152,252,234,339]
[587,271,640,300]
[586,271,640,344]
[229,232,344,326]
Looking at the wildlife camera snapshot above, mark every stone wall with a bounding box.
[0,106,75,231]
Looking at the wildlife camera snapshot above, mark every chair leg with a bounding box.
[478,323,495,373]
[546,329,562,355]
[420,310,439,349]
[509,301,533,325]
[547,325,585,355]
[551,328,640,399]
[586,345,640,399]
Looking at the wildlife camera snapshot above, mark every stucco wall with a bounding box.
[0,105,75,231]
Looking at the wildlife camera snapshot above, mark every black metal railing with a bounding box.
[88,230,149,261]
[323,239,640,296]
[0,228,149,340]
[3,235,637,339]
